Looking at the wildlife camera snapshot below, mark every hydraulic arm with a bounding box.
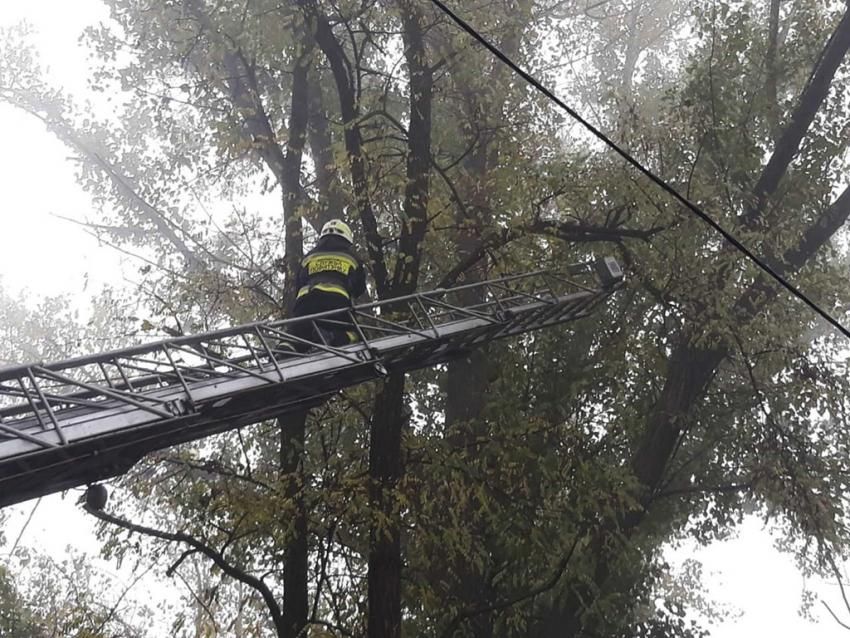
[0,259,622,508]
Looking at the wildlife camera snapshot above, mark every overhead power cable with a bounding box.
[426,0,850,342]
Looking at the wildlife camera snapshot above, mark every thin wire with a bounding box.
[426,0,850,341]
[8,497,41,556]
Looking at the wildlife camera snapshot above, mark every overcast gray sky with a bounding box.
[1,1,848,636]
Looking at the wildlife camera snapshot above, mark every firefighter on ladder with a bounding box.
[290,219,367,349]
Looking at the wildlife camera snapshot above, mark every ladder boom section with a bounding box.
[0,263,623,507]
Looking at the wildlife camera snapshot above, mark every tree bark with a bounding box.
[276,32,312,638]
[746,5,850,227]
[204,10,313,634]
[620,1,643,99]
[184,0,307,212]
[307,77,346,228]
[367,372,406,638]
[391,1,433,295]
[365,5,433,638]
[280,411,309,638]
[442,78,495,638]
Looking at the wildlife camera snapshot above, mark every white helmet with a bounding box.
[320,219,354,244]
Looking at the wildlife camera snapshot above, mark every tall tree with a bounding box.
[1,0,849,636]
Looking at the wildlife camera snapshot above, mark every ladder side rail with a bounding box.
[117,358,219,384]
[160,345,196,411]
[1,351,254,439]
[0,355,188,422]
[485,295,580,336]
[33,367,174,419]
[0,385,110,411]
[463,291,596,343]
[97,361,116,389]
[455,280,569,316]
[349,308,379,350]
[0,381,104,419]
[113,359,134,391]
[240,333,269,374]
[0,342,268,416]
[474,272,572,303]
[0,311,350,383]
[348,319,413,338]
[480,281,560,308]
[527,292,596,325]
[415,295,504,323]
[0,380,348,507]
[47,359,184,404]
[254,327,317,362]
[414,296,441,338]
[88,359,214,398]
[352,269,553,317]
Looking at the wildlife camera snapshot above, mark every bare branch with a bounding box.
[84,503,286,636]
[437,219,664,289]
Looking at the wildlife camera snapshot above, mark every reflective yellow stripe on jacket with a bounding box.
[296,283,350,299]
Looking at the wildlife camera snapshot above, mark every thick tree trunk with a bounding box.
[280,50,310,311]
[280,411,309,638]
[306,78,345,228]
[178,8,316,636]
[443,228,493,638]
[365,6,433,638]
[629,341,725,492]
[548,194,850,637]
[391,1,433,295]
[277,44,311,638]
[367,373,407,638]
[620,1,643,99]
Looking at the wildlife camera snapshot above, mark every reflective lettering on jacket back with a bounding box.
[304,253,356,276]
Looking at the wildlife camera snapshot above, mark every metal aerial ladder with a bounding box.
[0,258,623,508]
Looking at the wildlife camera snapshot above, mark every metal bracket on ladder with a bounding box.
[0,260,623,508]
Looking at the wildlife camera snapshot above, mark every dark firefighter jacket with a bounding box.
[294,234,367,305]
